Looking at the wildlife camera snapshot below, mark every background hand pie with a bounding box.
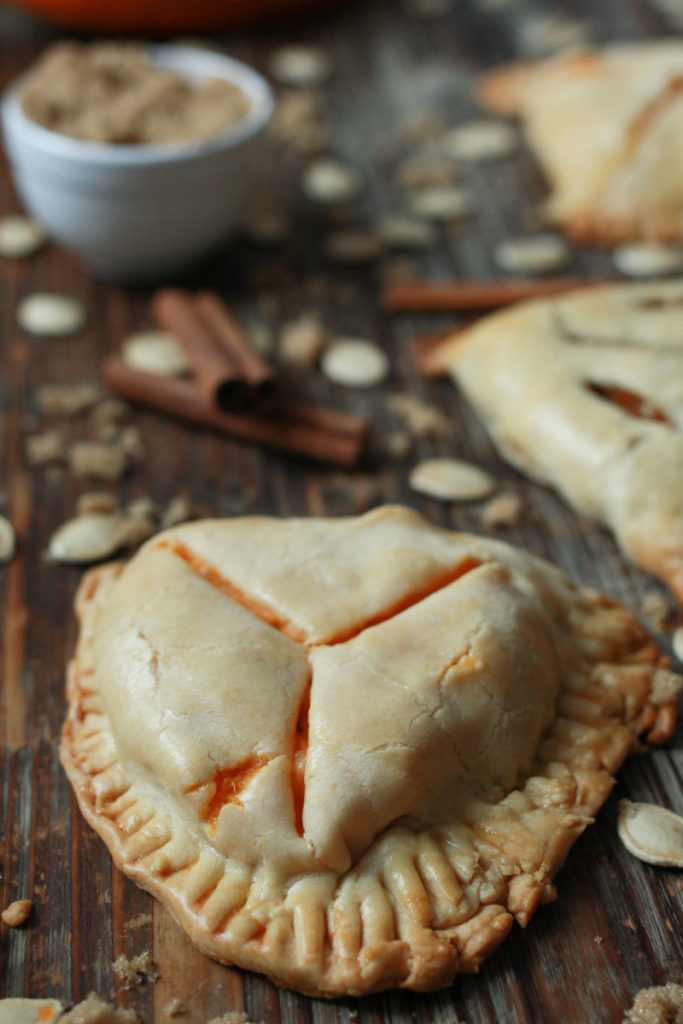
[61,506,680,997]
[440,280,683,604]
[480,42,683,242]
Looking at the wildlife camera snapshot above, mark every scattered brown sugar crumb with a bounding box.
[164,997,187,1017]
[25,429,67,466]
[69,441,129,482]
[112,950,159,990]
[60,993,139,1023]
[641,590,671,632]
[207,1013,263,1024]
[21,42,251,145]
[36,382,100,417]
[480,492,522,529]
[386,391,454,437]
[2,898,32,927]
[622,983,683,1023]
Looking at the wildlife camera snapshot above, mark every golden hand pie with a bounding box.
[480,42,683,241]
[440,280,683,603]
[61,505,679,997]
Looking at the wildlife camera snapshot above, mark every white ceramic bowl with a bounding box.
[1,45,274,281]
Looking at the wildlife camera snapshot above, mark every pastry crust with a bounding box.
[479,42,683,242]
[61,506,680,997]
[440,280,683,602]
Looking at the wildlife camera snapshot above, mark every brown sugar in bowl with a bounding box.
[6,0,341,33]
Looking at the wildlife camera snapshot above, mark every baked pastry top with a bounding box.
[440,280,683,603]
[479,42,683,241]
[61,505,680,997]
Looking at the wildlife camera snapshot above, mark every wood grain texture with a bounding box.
[0,1,681,1022]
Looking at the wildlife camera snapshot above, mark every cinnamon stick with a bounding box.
[103,356,368,467]
[151,289,274,408]
[383,278,607,313]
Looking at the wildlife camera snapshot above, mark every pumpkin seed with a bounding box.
[494,234,570,275]
[441,120,517,163]
[324,229,383,264]
[0,515,16,564]
[617,800,683,868]
[518,13,591,56]
[0,998,63,1024]
[672,626,683,664]
[409,458,496,501]
[48,516,133,565]
[270,45,331,87]
[49,513,129,564]
[0,216,47,259]
[612,243,683,279]
[17,293,86,337]
[410,186,475,221]
[122,330,190,377]
[280,315,328,367]
[377,214,436,250]
[480,492,523,528]
[301,158,361,205]
[321,338,390,388]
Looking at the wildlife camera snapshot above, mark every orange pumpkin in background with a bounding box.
[6,0,338,33]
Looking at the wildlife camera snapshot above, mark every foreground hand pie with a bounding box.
[480,42,683,242]
[61,506,679,996]
[441,280,683,604]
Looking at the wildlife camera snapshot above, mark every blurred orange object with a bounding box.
[7,0,338,33]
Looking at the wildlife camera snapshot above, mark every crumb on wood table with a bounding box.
[112,950,159,990]
[1,898,32,927]
[60,992,139,1023]
[622,982,683,1024]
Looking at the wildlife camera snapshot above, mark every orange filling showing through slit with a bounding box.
[291,685,310,837]
[159,540,306,642]
[319,557,483,646]
[589,383,669,423]
[39,1010,56,1024]
[189,755,270,829]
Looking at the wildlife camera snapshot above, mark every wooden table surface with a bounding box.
[0,1,681,1022]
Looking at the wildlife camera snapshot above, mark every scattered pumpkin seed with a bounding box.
[377,214,436,250]
[48,513,130,564]
[387,392,453,437]
[0,515,16,564]
[324,228,383,263]
[441,119,517,162]
[612,243,683,279]
[36,382,100,417]
[672,626,683,663]
[301,158,361,204]
[494,234,570,275]
[0,998,64,1024]
[410,186,475,221]
[76,492,119,517]
[161,494,193,530]
[480,492,523,528]
[69,441,128,481]
[0,215,47,259]
[518,13,591,56]
[270,45,331,87]
[409,457,496,501]
[122,330,190,377]
[321,338,390,388]
[617,800,683,868]
[25,430,67,467]
[17,293,86,337]
[280,315,328,367]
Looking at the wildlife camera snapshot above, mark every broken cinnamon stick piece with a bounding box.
[151,289,274,409]
[103,356,367,467]
[383,278,607,313]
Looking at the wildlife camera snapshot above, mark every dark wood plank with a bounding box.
[0,1,681,1022]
